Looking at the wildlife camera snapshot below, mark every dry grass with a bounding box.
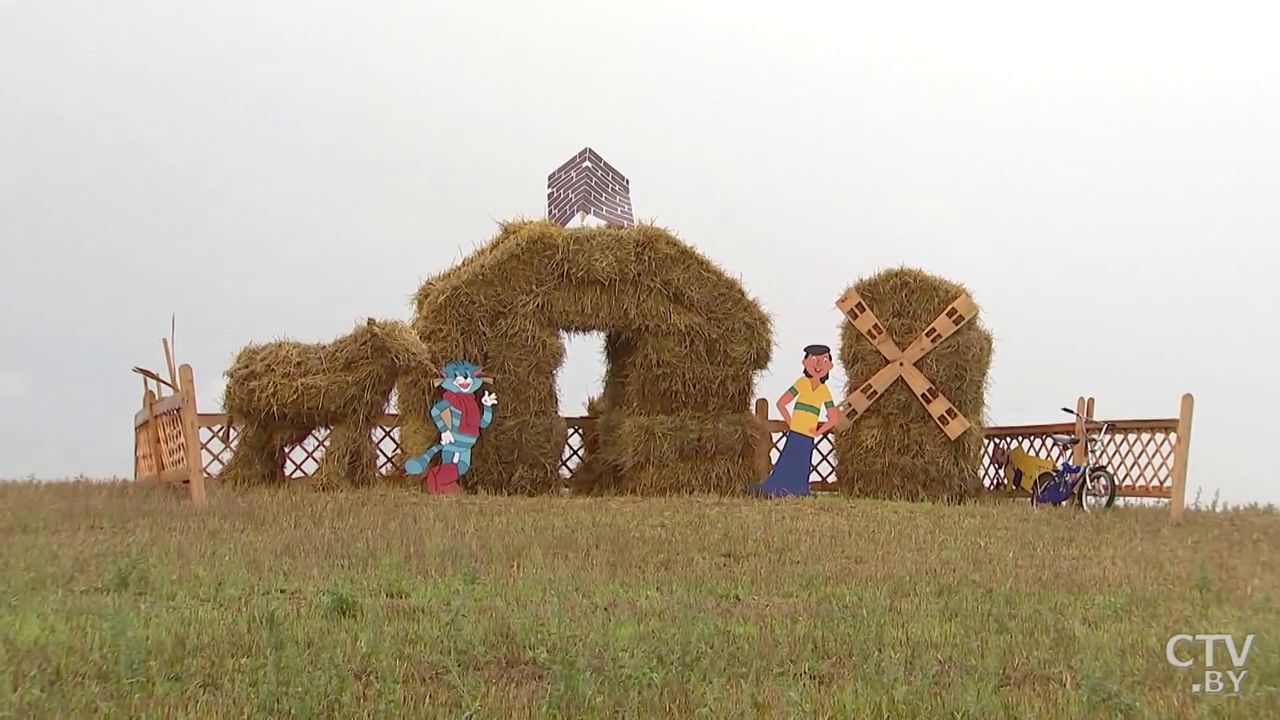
[2,481,1278,719]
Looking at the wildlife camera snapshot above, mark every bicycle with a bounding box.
[1029,406,1119,511]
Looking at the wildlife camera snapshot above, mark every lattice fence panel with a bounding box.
[201,422,408,479]
[196,416,1178,496]
[373,425,403,475]
[156,413,186,473]
[765,425,1176,496]
[767,431,838,486]
[135,425,157,478]
[982,427,1177,496]
[284,430,329,479]
[1093,429,1177,494]
[560,425,586,478]
[200,423,236,477]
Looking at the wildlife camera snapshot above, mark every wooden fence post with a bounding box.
[178,364,208,506]
[1071,396,1088,467]
[754,398,772,480]
[1169,393,1195,522]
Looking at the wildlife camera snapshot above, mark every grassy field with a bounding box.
[1,481,1277,719]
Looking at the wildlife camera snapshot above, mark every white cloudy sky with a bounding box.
[1,1,1276,503]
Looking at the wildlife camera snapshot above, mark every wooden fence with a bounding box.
[185,393,1193,509]
[132,347,208,505]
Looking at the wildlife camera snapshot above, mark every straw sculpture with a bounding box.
[220,318,432,490]
[399,220,773,495]
[833,268,994,501]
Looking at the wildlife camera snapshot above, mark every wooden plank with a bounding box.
[145,391,168,479]
[995,419,1179,435]
[982,418,1178,435]
[901,293,978,364]
[835,288,902,361]
[1169,393,1195,522]
[899,364,971,440]
[835,362,903,429]
[1071,397,1088,467]
[759,411,1172,438]
[178,364,208,506]
[194,409,1177,437]
[753,398,772,480]
[135,393,184,428]
[1119,485,1175,499]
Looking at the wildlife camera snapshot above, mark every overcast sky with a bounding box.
[2,1,1276,504]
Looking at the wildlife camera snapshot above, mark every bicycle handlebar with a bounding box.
[1061,407,1105,424]
[1061,407,1112,437]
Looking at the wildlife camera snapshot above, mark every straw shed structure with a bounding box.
[399,220,773,495]
[833,268,994,501]
[220,318,432,490]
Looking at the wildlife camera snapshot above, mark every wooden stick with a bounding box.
[133,366,175,391]
[1169,393,1195,523]
[162,338,179,395]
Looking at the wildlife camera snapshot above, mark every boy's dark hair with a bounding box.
[802,344,832,384]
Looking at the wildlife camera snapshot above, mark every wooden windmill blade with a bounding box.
[901,293,979,364]
[835,361,903,429]
[899,364,972,440]
[835,288,902,361]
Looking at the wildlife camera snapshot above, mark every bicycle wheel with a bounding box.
[1076,467,1118,511]
[1030,472,1055,507]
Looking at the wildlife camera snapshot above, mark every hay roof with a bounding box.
[412,220,772,373]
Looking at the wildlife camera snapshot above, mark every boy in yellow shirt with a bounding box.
[755,344,841,497]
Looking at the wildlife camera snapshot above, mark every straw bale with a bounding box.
[576,412,758,495]
[567,394,607,494]
[314,425,378,491]
[221,318,432,488]
[219,425,307,487]
[399,220,772,495]
[833,267,993,501]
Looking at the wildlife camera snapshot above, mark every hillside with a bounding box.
[1,482,1277,719]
